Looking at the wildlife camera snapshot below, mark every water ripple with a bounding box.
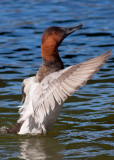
[0,0,114,159]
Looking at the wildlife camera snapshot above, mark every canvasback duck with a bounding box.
[6,24,111,135]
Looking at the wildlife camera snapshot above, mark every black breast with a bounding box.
[37,58,64,82]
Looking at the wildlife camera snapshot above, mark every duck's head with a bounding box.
[41,24,82,61]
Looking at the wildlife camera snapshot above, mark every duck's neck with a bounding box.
[41,43,60,60]
[37,47,64,82]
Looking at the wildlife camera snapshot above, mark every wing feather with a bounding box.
[32,50,111,124]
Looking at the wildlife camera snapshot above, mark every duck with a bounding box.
[6,24,111,135]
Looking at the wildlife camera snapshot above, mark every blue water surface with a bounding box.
[0,0,114,160]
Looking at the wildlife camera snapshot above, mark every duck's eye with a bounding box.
[53,31,58,34]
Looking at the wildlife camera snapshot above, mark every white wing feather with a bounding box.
[18,50,111,134]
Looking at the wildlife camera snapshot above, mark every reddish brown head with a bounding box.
[41,24,82,61]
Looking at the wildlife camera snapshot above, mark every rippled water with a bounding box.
[0,0,114,159]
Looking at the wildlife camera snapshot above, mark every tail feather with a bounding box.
[0,123,22,134]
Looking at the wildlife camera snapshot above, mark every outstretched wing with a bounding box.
[33,50,111,123]
[21,82,26,103]
[21,76,36,103]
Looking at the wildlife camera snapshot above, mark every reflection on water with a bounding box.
[0,0,114,159]
[18,136,64,160]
